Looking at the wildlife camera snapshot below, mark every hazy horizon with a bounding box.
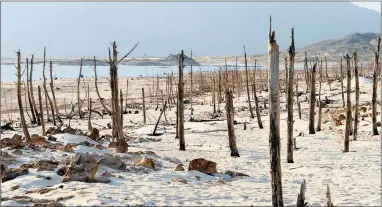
[1,2,380,58]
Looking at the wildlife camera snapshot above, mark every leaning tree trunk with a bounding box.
[49,61,59,117]
[42,47,56,126]
[287,28,295,163]
[178,50,186,151]
[268,17,283,207]
[26,58,37,124]
[225,88,240,157]
[372,36,381,136]
[309,59,317,134]
[30,55,41,125]
[244,46,254,119]
[93,56,111,116]
[16,51,31,142]
[344,54,353,152]
[304,52,309,93]
[353,49,360,141]
[253,60,263,129]
[38,86,46,136]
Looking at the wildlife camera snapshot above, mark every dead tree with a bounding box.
[45,89,50,122]
[125,79,129,112]
[49,60,59,117]
[88,85,92,131]
[212,76,216,113]
[120,89,124,127]
[16,51,31,141]
[178,50,186,151]
[296,180,307,207]
[142,88,146,124]
[287,28,295,163]
[326,185,334,207]
[38,85,46,136]
[225,88,240,157]
[190,50,194,115]
[108,42,138,141]
[325,56,331,91]
[29,55,41,125]
[244,46,254,119]
[93,56,111,116]
[353,49,360,141]
[25,58,37,124]
[23,82,32,122]
[317,57,323,132]
[372,36,381,135]
[344,53,353,152]
[153,101,167,136]
[309,58,318,134]
[41,47,56,126]
[77,57,85,119]
[296,74,302,119]
[340,57,345,108]
[268,17,283,207]
[253,60,263,129]
[304,52,309,93]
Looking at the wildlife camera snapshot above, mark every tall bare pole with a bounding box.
[16,51,31,142]
[25,58,37,124]
[42,47,56,125]
[372,36,381,135]
[244,46,254,119]
[353,49,360,141]
[340,57,345,108]
[287,28,295,163]
[178,50,186,151]
[38,86,45,136]
[29,55,41,125]
[253,60,263,129]
[317,58,323,132]
[142,88,146,124]
[49,61,59,117]
[344,53,353,152]
[268,16,283,207]
[77,57,84,119]
[190,50,194,115]
[308,58,318,135]
[225,88,240,157]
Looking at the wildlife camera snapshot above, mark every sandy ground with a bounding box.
[0,71,381,206]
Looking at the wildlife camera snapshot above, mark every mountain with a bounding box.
[1,2,380,58]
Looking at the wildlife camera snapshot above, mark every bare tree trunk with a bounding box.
[340,57,345,108]
[296,74,302,119]
[49,61,59,117]
[218,70,221,112]
[45,90,50,122]
[344,53,353,152]
[309,58,318,134]
[23,82,32,122]
[244,46,254,119]
[225,88,240,157]
[304,52,309,93]
[268,17,284,207]
[287,28,295,163]
[93,56,111,116]
[38,86,46,136]
[77,57,84,119]
[153,101,167,136]
[26,58,37,124]
[325,56,331,91]
[161,90,168,123]
[156,75,159,110]
[142,88,146,124]
[42,47,56,125]
[88,85,92,131]
[213,76,216,113]
[353,49,360,141]
[178,50,186,151]
[29,55,41,125]
[120,89,124,127]
[253,60,263,129]
[190,50,194,115]
[317,58,323,132]
[16,51,31,141]
[372,37,381,135]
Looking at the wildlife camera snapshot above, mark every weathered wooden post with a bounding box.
[309,58,318,134]
[287,28,295,163]
[353,49,360,141]
[253,60,263,129]
[372,36,381,135]
[178,50,186,151]
[38,85,46,136]
[268,16,283,207]
[225,88,240,157]
[244,46,254,119]
[16,51,31,141]
[344,53,353,152]
[142,88,146,124]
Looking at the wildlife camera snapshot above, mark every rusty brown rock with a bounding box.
[134,157,155,170]
[188,158,217,174]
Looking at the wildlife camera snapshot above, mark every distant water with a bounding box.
[0,63,301,82]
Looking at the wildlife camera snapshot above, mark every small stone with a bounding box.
[173,164,185,172]
[172,178,187,184]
